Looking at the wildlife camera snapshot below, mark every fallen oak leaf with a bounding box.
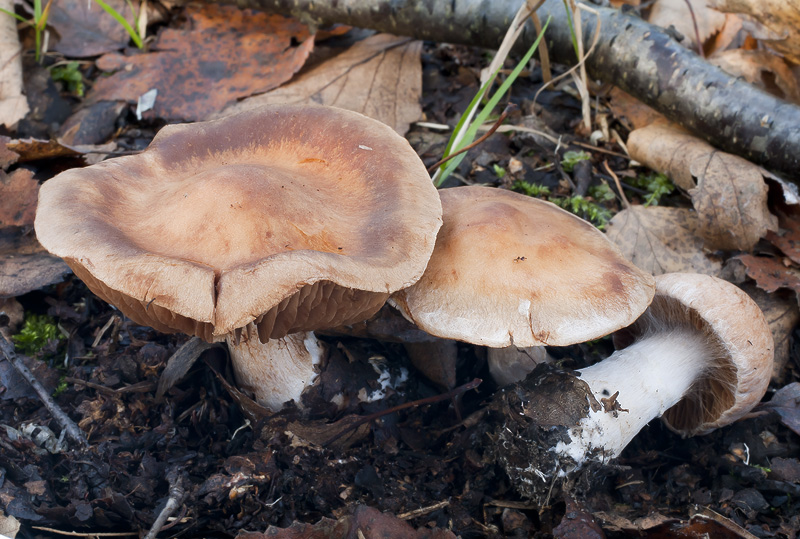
[629,123,777,251]
[605,205,722,276]
[736,253,800,299]
[214,33,422,135]
[710,0,800,64]
[88,4,314,121]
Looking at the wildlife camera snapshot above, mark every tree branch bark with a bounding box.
[215,0,800,179]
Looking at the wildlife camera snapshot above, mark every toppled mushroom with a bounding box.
[497,272,773,499]
[389,185,655,382]
[35,104,442,410]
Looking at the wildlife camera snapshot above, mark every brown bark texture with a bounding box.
[214,0,800,179]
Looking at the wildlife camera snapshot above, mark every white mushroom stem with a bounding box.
[555,329,715,465]
[226,329,326,411]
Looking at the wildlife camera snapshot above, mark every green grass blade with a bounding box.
[92,0,143,49]
[0,7,28,23]
[436,15,552,186]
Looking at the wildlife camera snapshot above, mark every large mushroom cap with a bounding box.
[389,186,655,347]
[35,104,442,341]
[613,273,774,436]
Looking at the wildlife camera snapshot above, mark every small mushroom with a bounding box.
[389,185,655,382]
[35,104,442,410]
[497,273,774,498]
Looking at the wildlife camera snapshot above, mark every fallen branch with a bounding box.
[0,331,88,448]
[208,0,800,179]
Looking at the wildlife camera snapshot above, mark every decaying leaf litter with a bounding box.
[2,0,800,536]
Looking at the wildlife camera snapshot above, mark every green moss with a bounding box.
[12,313,63,356]
[560,150,591,172]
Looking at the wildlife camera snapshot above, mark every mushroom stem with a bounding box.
[226,329,326,411]
[556,329,714,465]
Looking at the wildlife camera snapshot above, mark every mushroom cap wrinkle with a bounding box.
[613,272,774,436]
[390,186,656,347]
[35,104,442,341]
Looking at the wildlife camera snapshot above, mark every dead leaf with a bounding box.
[553,497,604,539]
[214,33,422,135]
[762,382,800,437]
[710,49,800,103]
[6,138,81,162]
[605,205,723,276]
[740,282,800,383]
[606,87,666,131]
[155,337,218,399]
[0,0,30,129]
[710,0,800,64]
[287,415,372,451]
[766,206,800,265]
[0,227,71,297]
[648,0,726,47]
[628,123,777,251]
[736,254,800,297]
[239,505,457,539]
[49,0,137,57]
[88,4,314,121]
[0,136,19,170]
[0,169,39,227]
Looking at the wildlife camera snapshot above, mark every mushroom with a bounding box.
[497,272,774,498]
[34,104,442,410]
[388,185,656,382]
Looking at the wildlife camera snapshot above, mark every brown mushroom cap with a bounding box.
[389,186,655,347]
[35,104,442,342]
[613,273,774,436]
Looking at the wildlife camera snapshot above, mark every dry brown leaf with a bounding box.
[215,34,422,135]
[606,87,666,131]
[88,4,314,121]
[736,254,800,297]
[648,0,726,47]
[0,227,71,297]
[628,123,777,251]
[766,206,800,265]
[0,0,30,129]
[0,169,39,227]
[739,282,800,383]
[49,0,138,57]
[605,205,722,276]
[710,49,800,103]
[710,0,800,64]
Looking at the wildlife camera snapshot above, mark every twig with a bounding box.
[30,528,137,537]
[426,106,515,173]
[397,500,450,520]
[143,468,187,539]
[0,331,88,448]
[324,378,482,446]
[682,0,705,58]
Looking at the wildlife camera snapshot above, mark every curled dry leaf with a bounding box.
[628,123,777,251]
[89,4,314,121]
[605,205,722,276]
[709,0,800,64]
[214,34,423,135]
